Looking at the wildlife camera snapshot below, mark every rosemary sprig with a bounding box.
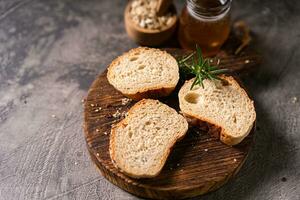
[178,46,229,89]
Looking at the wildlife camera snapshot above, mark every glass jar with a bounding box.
[178,0,232,56]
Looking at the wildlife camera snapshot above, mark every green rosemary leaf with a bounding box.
[196,45,203,66]
[190,78,198,89]
[178,52,195,64]
[210,68,230,75]
[178,46,229,89]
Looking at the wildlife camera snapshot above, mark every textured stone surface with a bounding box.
[0,0,299,199]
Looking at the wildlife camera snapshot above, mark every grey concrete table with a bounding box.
[0,0,299,199]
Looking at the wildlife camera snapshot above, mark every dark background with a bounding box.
[0,0,299,199]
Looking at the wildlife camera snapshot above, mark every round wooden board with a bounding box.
[83,49,257,200]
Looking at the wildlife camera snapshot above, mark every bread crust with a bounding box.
[109,99,188,178]
[179,76,256,146]
[107,47,179,100]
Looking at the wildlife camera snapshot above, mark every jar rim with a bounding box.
[187,0,232,18]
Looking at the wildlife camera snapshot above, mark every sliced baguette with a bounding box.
[178,76,256,146]
[109,99,188,178]
[107,47,179,100]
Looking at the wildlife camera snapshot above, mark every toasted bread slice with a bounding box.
[110,99,188,178]
[178,76,256,145]
[107,47,179,100]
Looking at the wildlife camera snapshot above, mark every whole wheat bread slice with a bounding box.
[109,99,188,178]
[178,76,256,146]
[107,47,179,100]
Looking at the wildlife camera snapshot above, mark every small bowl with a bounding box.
[124,2,177,46]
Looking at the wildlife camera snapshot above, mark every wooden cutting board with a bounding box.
[83,48,260,200]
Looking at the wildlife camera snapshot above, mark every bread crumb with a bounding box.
[245,60,250,64]
[122,111,127,117]
[95,107,102,112]
[75,162,78,165]
[104,132,108,135]
[233,158,237,162]
[112,110,121,118]
[292,97,297,103]
[180,169,184,172]
[121,98,132,105]
[90,104,95,107]
[96,153,100,156]
[96,129,100,132]
[204,149,208,152]
[51,114,56,118]
[177,163,180,167]
[81,99,85,103]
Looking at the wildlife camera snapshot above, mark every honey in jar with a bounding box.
[178,0,231,56]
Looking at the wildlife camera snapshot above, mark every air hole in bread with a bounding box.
[233,114,237,123]
[129,57,138,61]
[128,131,133,138]
[221,79,230,86]
[184,92,200,104]
[141,157,147,163]
[138,65,146,70]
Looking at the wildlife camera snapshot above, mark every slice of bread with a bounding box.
[178,76,256,146]
[107,47,179,100]
[109,99,188,178]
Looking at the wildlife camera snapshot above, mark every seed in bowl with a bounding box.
[129,0,174,30]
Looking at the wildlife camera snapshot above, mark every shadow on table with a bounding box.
[188,33,297,200]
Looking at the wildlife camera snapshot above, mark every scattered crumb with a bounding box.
[204,149,208,152]
[209,59,213,63]
[112,110,121,118]
[103,132,108,135]
[245,59,250,64]
[292,97,297,103]
[75,162,78,165]
[95,107,102,112]
[180,169,184,172]
[81,99,85,103]
[51,114,56,118]
[217,58,220,65]
[233,158,237,162]
[96,129,100,132]
[117,107,122,111]
[90,104,95,107]
[121,98,132,105]
[177,163,180,167]
[96,153,100,156]
[170,167,173,170]
[281,177,287,182]
[122,111,127,118]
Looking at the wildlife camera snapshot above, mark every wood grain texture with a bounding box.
[83,49,257,199]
